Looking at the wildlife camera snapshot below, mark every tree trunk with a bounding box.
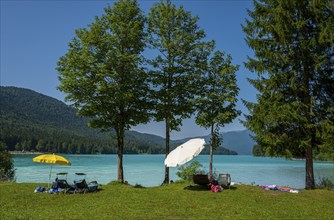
[302,66,315,189]
[209,124,214,181]
[305,144,315,189]
[117,128,124,183]
[298,3,315,190]
[163,112,170,184]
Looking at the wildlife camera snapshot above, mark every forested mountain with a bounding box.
[0,86,239,155]
[0,86,165,154]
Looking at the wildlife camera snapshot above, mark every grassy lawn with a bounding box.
[0,181,333,219]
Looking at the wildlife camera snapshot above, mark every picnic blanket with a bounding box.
[261,185,300,193]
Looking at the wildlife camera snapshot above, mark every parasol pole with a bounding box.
[48,165,53,189]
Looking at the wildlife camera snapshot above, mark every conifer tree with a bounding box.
[57,0,149,183]
[148,0,212,184]
[243,0,334,189]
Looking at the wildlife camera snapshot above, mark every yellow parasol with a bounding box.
[33,154,71,188]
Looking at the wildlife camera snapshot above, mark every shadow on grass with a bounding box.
[133,184,146,189]
[227,186,237,190]
[184,185,210,191]
[108,181,146,189]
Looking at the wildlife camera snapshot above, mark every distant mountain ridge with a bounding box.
[177,130,255,155]
[0,86,254,155]
[206,130,254,155]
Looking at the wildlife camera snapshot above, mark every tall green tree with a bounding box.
[57,0,150,183]
[195,50,240,180]
[148,0,212,184]
[243,0,334,189]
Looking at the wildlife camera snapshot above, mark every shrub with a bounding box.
[176,161,206,182]
[134,183,145,188]
[0,142,15,182]
[316,153,334,162]
[316,177,334,190]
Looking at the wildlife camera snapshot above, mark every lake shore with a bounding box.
[10,151,43,155]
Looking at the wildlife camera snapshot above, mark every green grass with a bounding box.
[1,182,333,219]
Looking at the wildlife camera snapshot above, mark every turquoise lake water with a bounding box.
[13,154,334,189]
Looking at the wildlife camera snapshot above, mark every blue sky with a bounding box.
[1,0,257,140]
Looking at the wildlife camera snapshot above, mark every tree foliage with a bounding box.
[0,142,15,182]
[195,50,240,179]
[176,160,205,182]
[243,0,334,189]
[148,0,212,184]
[57,0,150,182]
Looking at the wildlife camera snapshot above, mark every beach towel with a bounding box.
[260,185,300,193]
[34,186,46,193]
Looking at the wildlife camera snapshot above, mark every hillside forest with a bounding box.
[0,86,237,155]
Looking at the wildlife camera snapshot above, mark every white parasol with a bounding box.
[164,138,205,167]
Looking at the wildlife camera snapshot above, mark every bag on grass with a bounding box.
[211,184,222,193]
